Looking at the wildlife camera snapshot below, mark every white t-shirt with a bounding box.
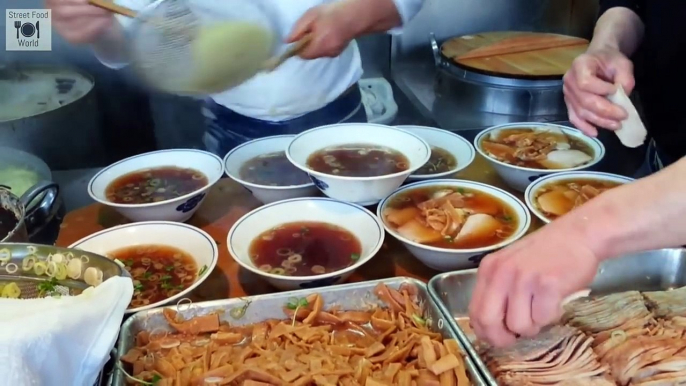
[101,0,423,121]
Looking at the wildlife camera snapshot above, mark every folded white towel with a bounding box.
[0,276,133,386]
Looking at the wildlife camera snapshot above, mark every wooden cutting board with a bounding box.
[441,31,589,78]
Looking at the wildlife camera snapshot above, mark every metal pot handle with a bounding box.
[19,180,60,238]
[429,32,443,68]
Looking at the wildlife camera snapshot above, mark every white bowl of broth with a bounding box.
[525,171,634,224]
[228,197,384,290]
[475,123,605,192]
[88,149,224,222]
[223,135,318,204]
[396,125,475,181]
[286,123,431,206]
[378,180,531,271]
[69,221,218,314]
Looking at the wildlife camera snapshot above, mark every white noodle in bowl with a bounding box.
[474,122,605,192]
[525,171,634,224]
[378,179,531,272]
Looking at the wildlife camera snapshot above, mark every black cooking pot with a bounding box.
[0,182,59,242]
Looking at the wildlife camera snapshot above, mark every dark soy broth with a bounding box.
[239,151,310,186]
[106,166,208,204]
[110,244,199,308]
[413,146,457,175]
[0,207,18,240]
[306,143,409,177]
[249,221,362,277]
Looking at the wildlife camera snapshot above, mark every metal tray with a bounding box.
[428,248,686,385]
[0,242,127,297]
[109,277,487,386]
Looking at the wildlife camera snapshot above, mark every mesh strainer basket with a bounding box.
[125,0,282,95]
[0,243,127,300]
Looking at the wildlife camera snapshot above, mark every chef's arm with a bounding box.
[336,0,424,36]
[565,156,686,263]
[591,1,645,56]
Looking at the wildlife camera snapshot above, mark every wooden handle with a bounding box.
[88,0,137,18]
[262,34,313,72]
[457,36,588,61]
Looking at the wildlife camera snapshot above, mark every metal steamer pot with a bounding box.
[429,33,567,120]
[0,147,65,243]
[0,64,106,170]
[0,182,60,243]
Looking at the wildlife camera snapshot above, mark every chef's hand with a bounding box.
[468,220,600,348]
[563,48,635,136]
[46,0,114,44]
[287,2,358,59]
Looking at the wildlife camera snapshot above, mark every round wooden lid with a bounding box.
[440,31,589,79]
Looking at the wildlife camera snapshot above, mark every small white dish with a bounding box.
[378,179,531,271]
[525,171,634,224]
[396,125,475,181]
[228,197,384,291]
[88,149,223,222]
[69,221,218,314]
[223,135,318,204]
[286,123,431,206]
[474,123,606,192]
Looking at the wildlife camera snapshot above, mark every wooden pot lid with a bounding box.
[440,31,589,79]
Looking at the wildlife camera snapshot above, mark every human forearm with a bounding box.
[336,0,407,36]
[569,157,686,261]
[590,7,644,56]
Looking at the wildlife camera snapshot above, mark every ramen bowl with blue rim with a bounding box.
[223,135,318,204]
[69,221,218,314]
[378,179,531,272]
[228,197,385,291]
[88,149,223,222]
[475,122,606,192]
[286,123,431,206]
[396,125,476,182]
[525,171,634,224]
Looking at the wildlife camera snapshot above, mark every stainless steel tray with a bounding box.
[110,277,487,386]
[0,242,127,296]
[428,248,686,385]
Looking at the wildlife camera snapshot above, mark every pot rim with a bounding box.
[0,187,27,243]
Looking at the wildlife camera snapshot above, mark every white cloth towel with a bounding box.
[0,276,133,386]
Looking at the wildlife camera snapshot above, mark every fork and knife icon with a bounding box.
[13,20,40,39]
